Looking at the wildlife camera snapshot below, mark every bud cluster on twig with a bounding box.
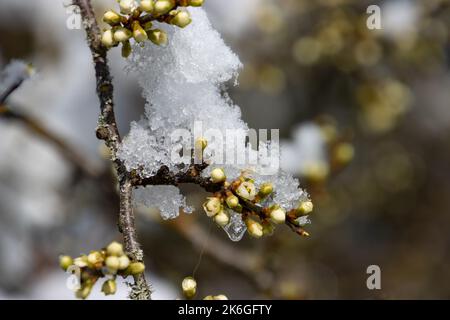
[59,241,145,299]
[199,140,313,238]
[101,0,204,57]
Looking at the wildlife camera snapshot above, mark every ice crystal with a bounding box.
[223,211,247,242]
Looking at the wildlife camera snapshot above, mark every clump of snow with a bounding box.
[134,185,193,220]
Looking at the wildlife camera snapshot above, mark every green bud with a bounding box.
[225,194,239,209]
[148,29,168,46]
[132,21,148,43]
[139,0,154,12]
[101,29,116,48]
[122,40,132,58]
[118,255,130,270]
[203,197,222,217]
[113,27,132,43]
[106,241,124,257]
[170,11,192,28]
[214,210,230,227]
[59,255,73,271]
[269,206,286,224]
[182,276,197,299]
[296,200,313,216]
[188,0,204,7]
[105,256,120,272]
[103,10,121,25]
[258,182,273,197]
[101,279,117,295]
[87,251,104,268]
[127,262,145,275]
[210,168,226,184]
[245,218,263,238]
[154,0,175,15]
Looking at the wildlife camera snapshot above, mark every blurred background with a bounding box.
[0,0,450,299]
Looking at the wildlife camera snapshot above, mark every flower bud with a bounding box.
[214,294,228,300]
[106,241,124,256]
[143,21,153,31]
[87,251,104,268]
[101,279,117,295]
[127,262,146,275]
[119,0,138,14]
[203,295,214,300]
[334,142,354,165]
[103,10,121,25]
[210,168,226,184]
[296,200,313,216]
[139,0,154,12]
[182,276,197,299]
[74,256,88,268]
[148,29,168,46]
[236,181,257,201]
[118,255,131,270]
[113,27,132,43]
[105,256,120,272]
[132,21,148,42]
[245,218,263,238]
[154,0,175,15]
[195,137,208,151]
[76,284,93,300]
[170,11,192,28]
[101,29,116,48]
[225,194,239,208]
[214,210,230,227]
[188,0,204,7]
[202,197,222,217]
[59,255,73,271]
[122,40,132,58]
[269,206,286,224]
[258,182,273,197]
[262,220,274,236]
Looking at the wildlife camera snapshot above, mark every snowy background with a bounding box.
[1,0,450,299]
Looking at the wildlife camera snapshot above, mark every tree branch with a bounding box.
[73,0,151,299]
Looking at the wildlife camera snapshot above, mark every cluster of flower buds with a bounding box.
[101,0,204,57]
[202,163,314,238]
[59,241,145,299]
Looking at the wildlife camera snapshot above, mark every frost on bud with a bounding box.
[132,21,148,42]
[259,182,273,197]
[214,210,230,227]
[210,168,226,184]
[105,256,120,272]
[122,40,132,58]
[148,29,168,46]
[245,218,263,238]
[203,197,222,217]
[106,241,124,256]
[236,181,257,201]
[59,255,73,271]
[87,251,104,268]
[182,276,197,299]
[225,194,239,209]
[101,279,117,295]
[269,206,286,224]
[188,0,204,7]
[296,200,313,216]
[118,255,130,270]
[170,11,192,28]
[101,29,116,48]
[127,262,145,275]
[103,10,121,25]
[113,27,132,43]
[139,0,154,12]
[119,0,138,14]
[154,0,175,15]
[214,294,228,300]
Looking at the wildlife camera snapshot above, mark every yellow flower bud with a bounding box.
[188,0,204,7]
[103,10,121,25]
[139,0,154,12]
[59,255,73,271]
[214,294,228,300]
[87,251,104,268]
[269,206,286,224]
[132,21,148,43]
[122,40,132,58]
[120,0,138,15]
[245,218,263,238]
[214,210,230,227]
[113,27,132,43]
[74,256,88,268]
[118,255,130,270]
[236,181,257,201]
[148,29,168,46]
[105,256,120,272]
[76,284,93,300]
[210,168,226,183]
[262,220,274,236]
[182,276,197,299]
[258,182,273,197]
[225,194,239,208]
[154,0,175,15]
[101,29,116,48]
[127,262,146,275]
[101,279,117,295]
[202,197,222,217]
[170,11,192,28]
[296,200,313,216]
[203,295,214,300]
[143,21,153,31]
[106,241,124,256]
